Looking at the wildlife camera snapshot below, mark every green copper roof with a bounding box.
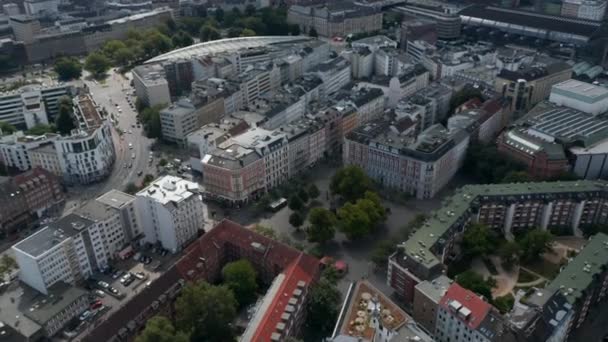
[400,180,608,270]
[546,232,608,304]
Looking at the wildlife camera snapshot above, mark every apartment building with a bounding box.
[133,64,172,107]
[495,62,573,112]
[387,180,608,307]
[344,118,469,199]
[0,176,29,233]
[135,176,204,253]
[12,214,110,294]
[435,283,510,342]
[236,64,282,107]
[358,64,430,108]
[160,99,203,146]
[412,275,451,334]
[0,84,73,129]
[308,57,352,98]
[192,77,242,116]
[13,167,64,218]
[287,2,382,38]
[0,132,58,171]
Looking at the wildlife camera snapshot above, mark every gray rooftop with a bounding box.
[96,189,135,209]
[414,275,452,303]
[13,214,93,258]
[24,282,88,326]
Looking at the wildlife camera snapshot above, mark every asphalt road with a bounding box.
[65,69,154,209]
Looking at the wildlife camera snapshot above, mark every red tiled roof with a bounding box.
[481,98,503,115]
[250,253,319,341]
[439,283,492,330]
[457,97,483,112]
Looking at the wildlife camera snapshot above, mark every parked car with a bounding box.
[108,287,120,295]
[94,290,106,298]
[97,281,109,289]
[112,270,124,279]
[79,310,91,321]
[90,300,103,310]
[134,272,146,280]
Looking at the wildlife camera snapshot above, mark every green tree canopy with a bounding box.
[222,260,258,307]
[200,25,221,42]
[306,279,341,336]
[288,194,303,211]
[455,270,495,300]
[142,30,173,56]
[493,294,515,314]
[517,229,553,262]
[0,121,16,135]
[297,188,309,203]
[135,316,189,342]
[171,30,194,48]
[26,123,55,135]
[55,96,75,135]
[337,191,386,239]
[102,40,127,60]
[461,224,497,258]
[498,240,521,268]
[124,183,139,195]
[84,52,111,79]
[252,224,277,239]
[308,183,320,200]
[54,57,82,81]
[289,24,301,36]
[240,28,256,37]
[227,27,242,38]
[307,207,336,243]
[330,165,373,202]
[113,47,135,66]
[371,239,397,268]
[140,105,163,139]
[309,27,318,37]
[289,212,304,230]
[175,281,237,342]
[463,144,527,184]
[501,171,532,183]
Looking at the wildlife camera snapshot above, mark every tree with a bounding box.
[84,52,111,79]
[214,8,225,22]
[307,208,336,243]
[125,183,139,195]
[306,279,341,336]
[56,96,75,135]
[26,123,55,135]
[171,30,194,48]
[136,316,189,342]
[227,27,242,38]
[54,57,82,81]
[240,28,256,37]
[141,105,163,139]
[113,47,135,66]
[308,183,320,200]
[159,158,168,167]
[245,4,256,16]
[330,165,372,202]
[142,30,173,56]
[498,241,521,268]
[222,260,258,307]
[0,121,16,135]
[102,40,127,60]
[0,255,17,279]
[501,171,532,183]
[200,25,221,42]
[493,294,515,314]
[252,224,277,239]
[461,224,496,258]
[455,270,494,300]
[288,194,303,211]
[175,281,237,342]
[298,188,309,203]
[289,24,301,36]
[518,229,553,262]
[309,27,318,38]
[337,191,386,239]
[289,212,304,230]
[371,239,397,268]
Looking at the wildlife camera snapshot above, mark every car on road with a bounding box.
[137,171,143,176]
[131,153,135,159]
[128,163,132,168]
[128,143,133,149]
[128,130,132,134]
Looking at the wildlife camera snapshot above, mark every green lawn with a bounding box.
[523,259,561,280]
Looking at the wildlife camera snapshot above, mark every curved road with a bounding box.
[64,69,154,209]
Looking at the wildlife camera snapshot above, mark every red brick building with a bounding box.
[83,220,320,342]
[13,167,64,217]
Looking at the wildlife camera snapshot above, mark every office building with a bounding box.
[160,99,203,146]
[495,62,572,112]
[308,57,352,98]
[394,0,461,39]
[12,214,111,294]
[133,64,172,107]
[0,84,72,129]
[0,132,58,171]
[287,2,382,38]
[24,0,59,16]
[344,118,469,199]
[9,15,40,44]
[135,175,204,253]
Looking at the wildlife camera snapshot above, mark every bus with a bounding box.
[268,198,287,212]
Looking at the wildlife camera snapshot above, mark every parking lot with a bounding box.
[64,247,184,340]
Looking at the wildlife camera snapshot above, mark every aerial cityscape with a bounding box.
[0,0,608,341]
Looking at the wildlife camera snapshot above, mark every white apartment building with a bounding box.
[160,99,199,146]
[309,57,352,98]
[237,65,282,106]
[12,214,109,294]
[132,64,172,107]
[135,176,205,253]
[0,84,72,129]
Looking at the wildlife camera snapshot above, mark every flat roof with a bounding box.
[96,189,135,209]
[551,79,608,104]
[136,175,199,205]
[546,233,608,304]
[12,214,93,258]
[75,95,103,129]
